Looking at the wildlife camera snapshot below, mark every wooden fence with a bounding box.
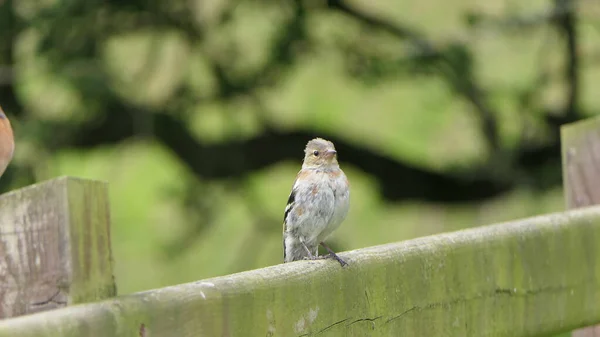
[0,177,115,319]
[0,117,599,336]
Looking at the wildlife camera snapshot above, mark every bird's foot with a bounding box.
[301,253,347,266]
[326,252,348,267]
[319,242,348,267]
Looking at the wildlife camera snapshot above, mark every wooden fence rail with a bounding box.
[562,115,600,337]
[0,205,599,336]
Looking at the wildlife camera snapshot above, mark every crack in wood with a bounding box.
[347,316,382,329]
[303,280,589,333]
[316,318,350,335]
[296,317,351,336]
[0,228,54,236]
[30,289,67,307]
[386,306,417,324]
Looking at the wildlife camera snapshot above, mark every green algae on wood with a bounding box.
[561,116,600,337]
[0,177,116,318]
[1,206,599,336]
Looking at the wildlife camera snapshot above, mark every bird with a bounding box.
[283,137,350,266]
[0,106,13,178]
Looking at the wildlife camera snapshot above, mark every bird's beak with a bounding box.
[325,149,337,158]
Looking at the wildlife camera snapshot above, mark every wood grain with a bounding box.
[1,206,600,336]
[0,177,116,319]
[562,117,600,337]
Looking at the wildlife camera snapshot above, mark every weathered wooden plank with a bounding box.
[562,116,600,337]
[0,177,116,319]
[1,206,599,337]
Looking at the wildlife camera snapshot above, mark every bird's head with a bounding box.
[302,138,339,169]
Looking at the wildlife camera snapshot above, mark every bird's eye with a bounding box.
[313,150,319,156]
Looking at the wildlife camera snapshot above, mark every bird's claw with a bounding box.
[303,254,348,267]
[327,253,348,267]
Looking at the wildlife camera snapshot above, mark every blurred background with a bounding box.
[0,0,598,296]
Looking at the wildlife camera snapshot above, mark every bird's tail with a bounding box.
[283,236,316,263]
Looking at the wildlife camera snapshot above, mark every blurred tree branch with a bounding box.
[0,0,590,204]
[210,2,307,99]
[553,0,579,122]
[65,107,512,203]
[326,0,501,153]
[0,0,22,117]
[326,0,584,189]
[466,0,577,31]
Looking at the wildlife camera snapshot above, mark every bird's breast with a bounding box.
[0,121,14,177]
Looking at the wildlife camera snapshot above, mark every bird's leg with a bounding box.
[300,238,316,260]
[320,242,348,267]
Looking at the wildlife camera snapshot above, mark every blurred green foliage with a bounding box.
[0,5,598,327]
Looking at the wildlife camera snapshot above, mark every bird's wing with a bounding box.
[283,183,297,234]
[282,180,299,262]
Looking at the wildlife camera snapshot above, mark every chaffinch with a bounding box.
[0,106,13,178]
[283,138,350,266]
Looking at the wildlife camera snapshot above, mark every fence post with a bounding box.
[562,116,600,337]
[0,177,116,319]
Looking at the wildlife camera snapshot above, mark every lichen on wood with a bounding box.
[1,206,600,336]
[0,177,116,319]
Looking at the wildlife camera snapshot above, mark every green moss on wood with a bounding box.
[1,207,600,336]
[561,115,600,336]
[64,177,117,303]
[0,177,116,318]
[561,115,600,209]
